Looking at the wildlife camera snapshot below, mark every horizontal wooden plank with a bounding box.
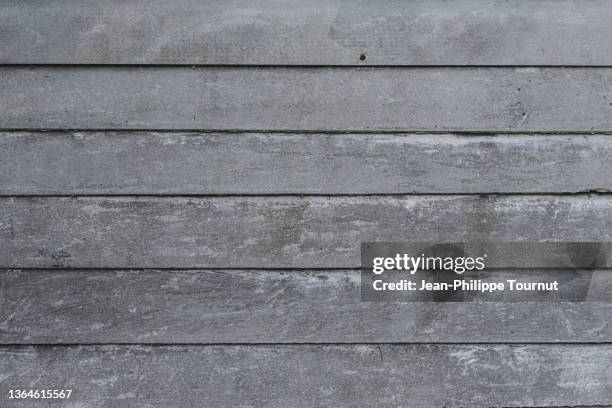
[1,345,610,407]
[2,67,612,131]
[3,0,612,65]
[1,269,611,344]
[2,196,612,268]
[2,132,612,194]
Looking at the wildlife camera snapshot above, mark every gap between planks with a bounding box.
[5,64,612,69]
[1,192,611,198]
[3,128,612,135]
[2,342,612,347]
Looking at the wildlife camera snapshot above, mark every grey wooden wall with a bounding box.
[1,1,612,407]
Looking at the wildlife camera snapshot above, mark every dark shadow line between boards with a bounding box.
[3,128,612,135]
[2,342,612,347]
[1,192,612,197]
[4,63,612,69]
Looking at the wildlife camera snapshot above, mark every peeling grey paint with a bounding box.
[1,269,611,344]
[1,345,610,408]
[1,67,612,131]
[2,0,612,65]
[2,196,612,268]
[1,132,612,194]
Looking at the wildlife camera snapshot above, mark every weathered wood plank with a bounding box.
[2,132,612,194]
[1,345,610,407]
[2,196,612,268]
[2,67,612,131]
[3,0,612,65]
[1,269,611,344]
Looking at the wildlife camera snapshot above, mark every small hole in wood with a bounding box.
[359,54,367,61]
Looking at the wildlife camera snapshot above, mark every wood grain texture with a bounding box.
[1,269,611,344]
[2,132,612,194]
[3,196,612,268]
[3,2,611,405]
[1,345,611,407]
[2,67,612,131]
[3,0,612,65]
